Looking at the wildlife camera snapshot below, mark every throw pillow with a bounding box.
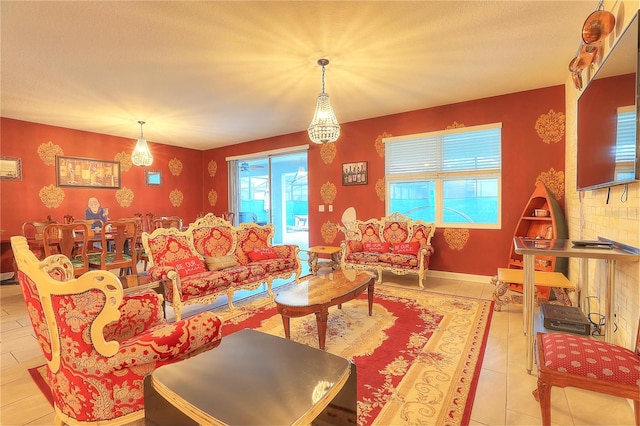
[363,241,390,253]
[204,255,239,271]
[166,256,206,277]
[392,241,421,255]
[247,247,278,262]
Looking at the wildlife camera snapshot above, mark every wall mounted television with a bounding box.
[577,11,639,190]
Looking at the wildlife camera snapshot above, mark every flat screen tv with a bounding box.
[577,11,639,190]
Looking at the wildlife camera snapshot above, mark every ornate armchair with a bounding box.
[11,236,223,425]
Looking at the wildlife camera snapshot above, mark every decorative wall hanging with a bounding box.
[375,132,392,158]
[145,170,162,186]
[342,161,367,186]
[39,184,65,208]
[320,142,337,164]
[169,158,183,176]
[443,228,470,250]
[115,151,133,172]
[446,121,465,129]
[535,109,565,144]
[208,160,218,177]
[116,187,134,207]
[536,168,565,200]
[169,189,184,207]
[321,221,338,243]
[208,189,218,206]
[56,156,121,189]
[320,181,337,204]
[0,156,22,181]
[37,141,63,166]
[375,178,385,201]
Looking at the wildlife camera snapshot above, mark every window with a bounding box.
[615,106,636,180]
[384,123,501,228]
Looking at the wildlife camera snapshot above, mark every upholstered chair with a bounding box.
[11,236,223,426]
[533,320,640,425]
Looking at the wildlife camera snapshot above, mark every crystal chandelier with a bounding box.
[131,120,153,167]
[308,59,340,144]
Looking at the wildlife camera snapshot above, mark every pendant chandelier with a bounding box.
[131,120,153,167]
[308,58,340,144]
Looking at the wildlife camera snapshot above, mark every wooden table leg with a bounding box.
[281,315,291,340]
[308,252,319,275]
[367,282,374,315]
[315,309,329,350]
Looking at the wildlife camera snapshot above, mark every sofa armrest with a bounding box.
[147,266,180,303]
[271,244,299,260]
[104,289,165,342]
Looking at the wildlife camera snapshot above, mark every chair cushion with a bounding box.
[391,241,421,255]
[247,247,278,262]
[166,256,207,277]
[205,255,239,271]
[363,241,390,253]
[540,333,640,386]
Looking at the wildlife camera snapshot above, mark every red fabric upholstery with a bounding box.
[381,221,410,243]
[247,247,278,261]
[166,256,206,277]
[192,224,235,258]
[392,241,421,255]
[364,241,390,253]
[358,221,381,243]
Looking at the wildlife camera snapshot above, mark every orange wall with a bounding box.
[203,85,567,276]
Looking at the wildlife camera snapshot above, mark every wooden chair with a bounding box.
[42,222,90,277]
[144,212,156,232]
[21,217,59,259]
[153,216,182,230]
[533,318,640,425]
[132,214,149,270]
[220,211,235,225]
[88,219,138,275]
[62,214,75,224]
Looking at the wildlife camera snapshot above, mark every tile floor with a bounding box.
[1,271,636,425]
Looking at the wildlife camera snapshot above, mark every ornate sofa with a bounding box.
[143,213,301,320]
[339,212,436,288]
[11,236,223,426]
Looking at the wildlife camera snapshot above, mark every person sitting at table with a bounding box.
[85,197,109,231]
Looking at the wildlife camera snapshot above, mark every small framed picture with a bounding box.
[342,161,368,186]
[0,157,22,181]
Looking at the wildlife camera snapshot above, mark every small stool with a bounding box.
[492,268,575,312]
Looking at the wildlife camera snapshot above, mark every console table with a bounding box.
[513,237,638,374]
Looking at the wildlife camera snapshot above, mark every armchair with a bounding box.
[11,236,223,425]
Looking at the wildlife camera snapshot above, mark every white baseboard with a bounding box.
[426,269,494,283]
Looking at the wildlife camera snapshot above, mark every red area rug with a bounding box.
[28,364,53,407]
[215,283,494,425]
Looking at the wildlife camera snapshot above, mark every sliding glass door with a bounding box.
[231,151,308,247]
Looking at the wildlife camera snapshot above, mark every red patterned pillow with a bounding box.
[166,256,206,277]
[392,241,421,255]
[247,247,278,262]
[364,241,390,253]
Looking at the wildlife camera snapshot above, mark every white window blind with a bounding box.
[616,107,636,163]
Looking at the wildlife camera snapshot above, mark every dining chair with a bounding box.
[220,211,235,225]
[42,222,90,277]
[21,217,59,259]
[88,219,138,275]
[132,214,149,270]
[62,214,75,224]
[153,216,183,230]
[144,212,156,232]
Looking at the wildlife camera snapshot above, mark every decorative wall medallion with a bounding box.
[320,181,337,204]
[208,189,218,206]
[446,121,465,129]
[115,152,133,172]
[375,178,385,201]
[443,228,469,250]
[375,132,392,158]
[208,160,218,177]
[536,168,565,200]
[320,142,337,164]
[535,109,565,144]
[321,221,338,243]
[115,187,134,207]
[168,158,183,176]
[39,184,64,208]
[169,189,184,207]
[37,141,63,166]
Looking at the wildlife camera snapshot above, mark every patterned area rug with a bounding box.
[214,283,494,425]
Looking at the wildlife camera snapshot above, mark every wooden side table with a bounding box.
[306,245,342,275]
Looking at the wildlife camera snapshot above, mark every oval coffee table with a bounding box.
[275,269,376,350]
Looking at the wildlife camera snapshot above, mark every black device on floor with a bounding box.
[540,303,591,336]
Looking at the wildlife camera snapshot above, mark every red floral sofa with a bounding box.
[11,236,223,425]
[339,212,436,288]
[143,213,301,320]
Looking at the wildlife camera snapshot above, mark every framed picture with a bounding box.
[56,156,121,189]
[145,169,162,186]
[0,157,22,181]
[342,161,368,186]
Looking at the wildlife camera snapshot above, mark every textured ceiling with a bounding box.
[1,1,603,150]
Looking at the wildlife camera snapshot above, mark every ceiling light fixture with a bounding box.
[131,120,153,167]
[308,58,340,144]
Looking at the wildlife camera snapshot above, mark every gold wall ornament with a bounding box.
[320,181,337,204]
[320,143,337,164]
[446,121,465,129]
[168,158,183,176]
[39,184,64,208]
[115,187,134,207]
[536,168,565,200]
[321,221,338,243]
[443,228,469,250]
[115,152,133,172]
[37,141,63,166]
[535,109,565,144]
[208,160,218,177]
[375,132,392,158]
[169,189,184,207]
[375,178,385,201]
[207,189,218,206]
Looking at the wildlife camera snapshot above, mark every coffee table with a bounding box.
[275,269,375,350]
[306,245,342,274]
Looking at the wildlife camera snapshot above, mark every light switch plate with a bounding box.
[318,205,325,212]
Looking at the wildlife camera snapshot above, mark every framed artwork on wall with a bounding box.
[0,157,22,181]
[342,161,368,186]
[145,169,162,186]
[56,156,121,189]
